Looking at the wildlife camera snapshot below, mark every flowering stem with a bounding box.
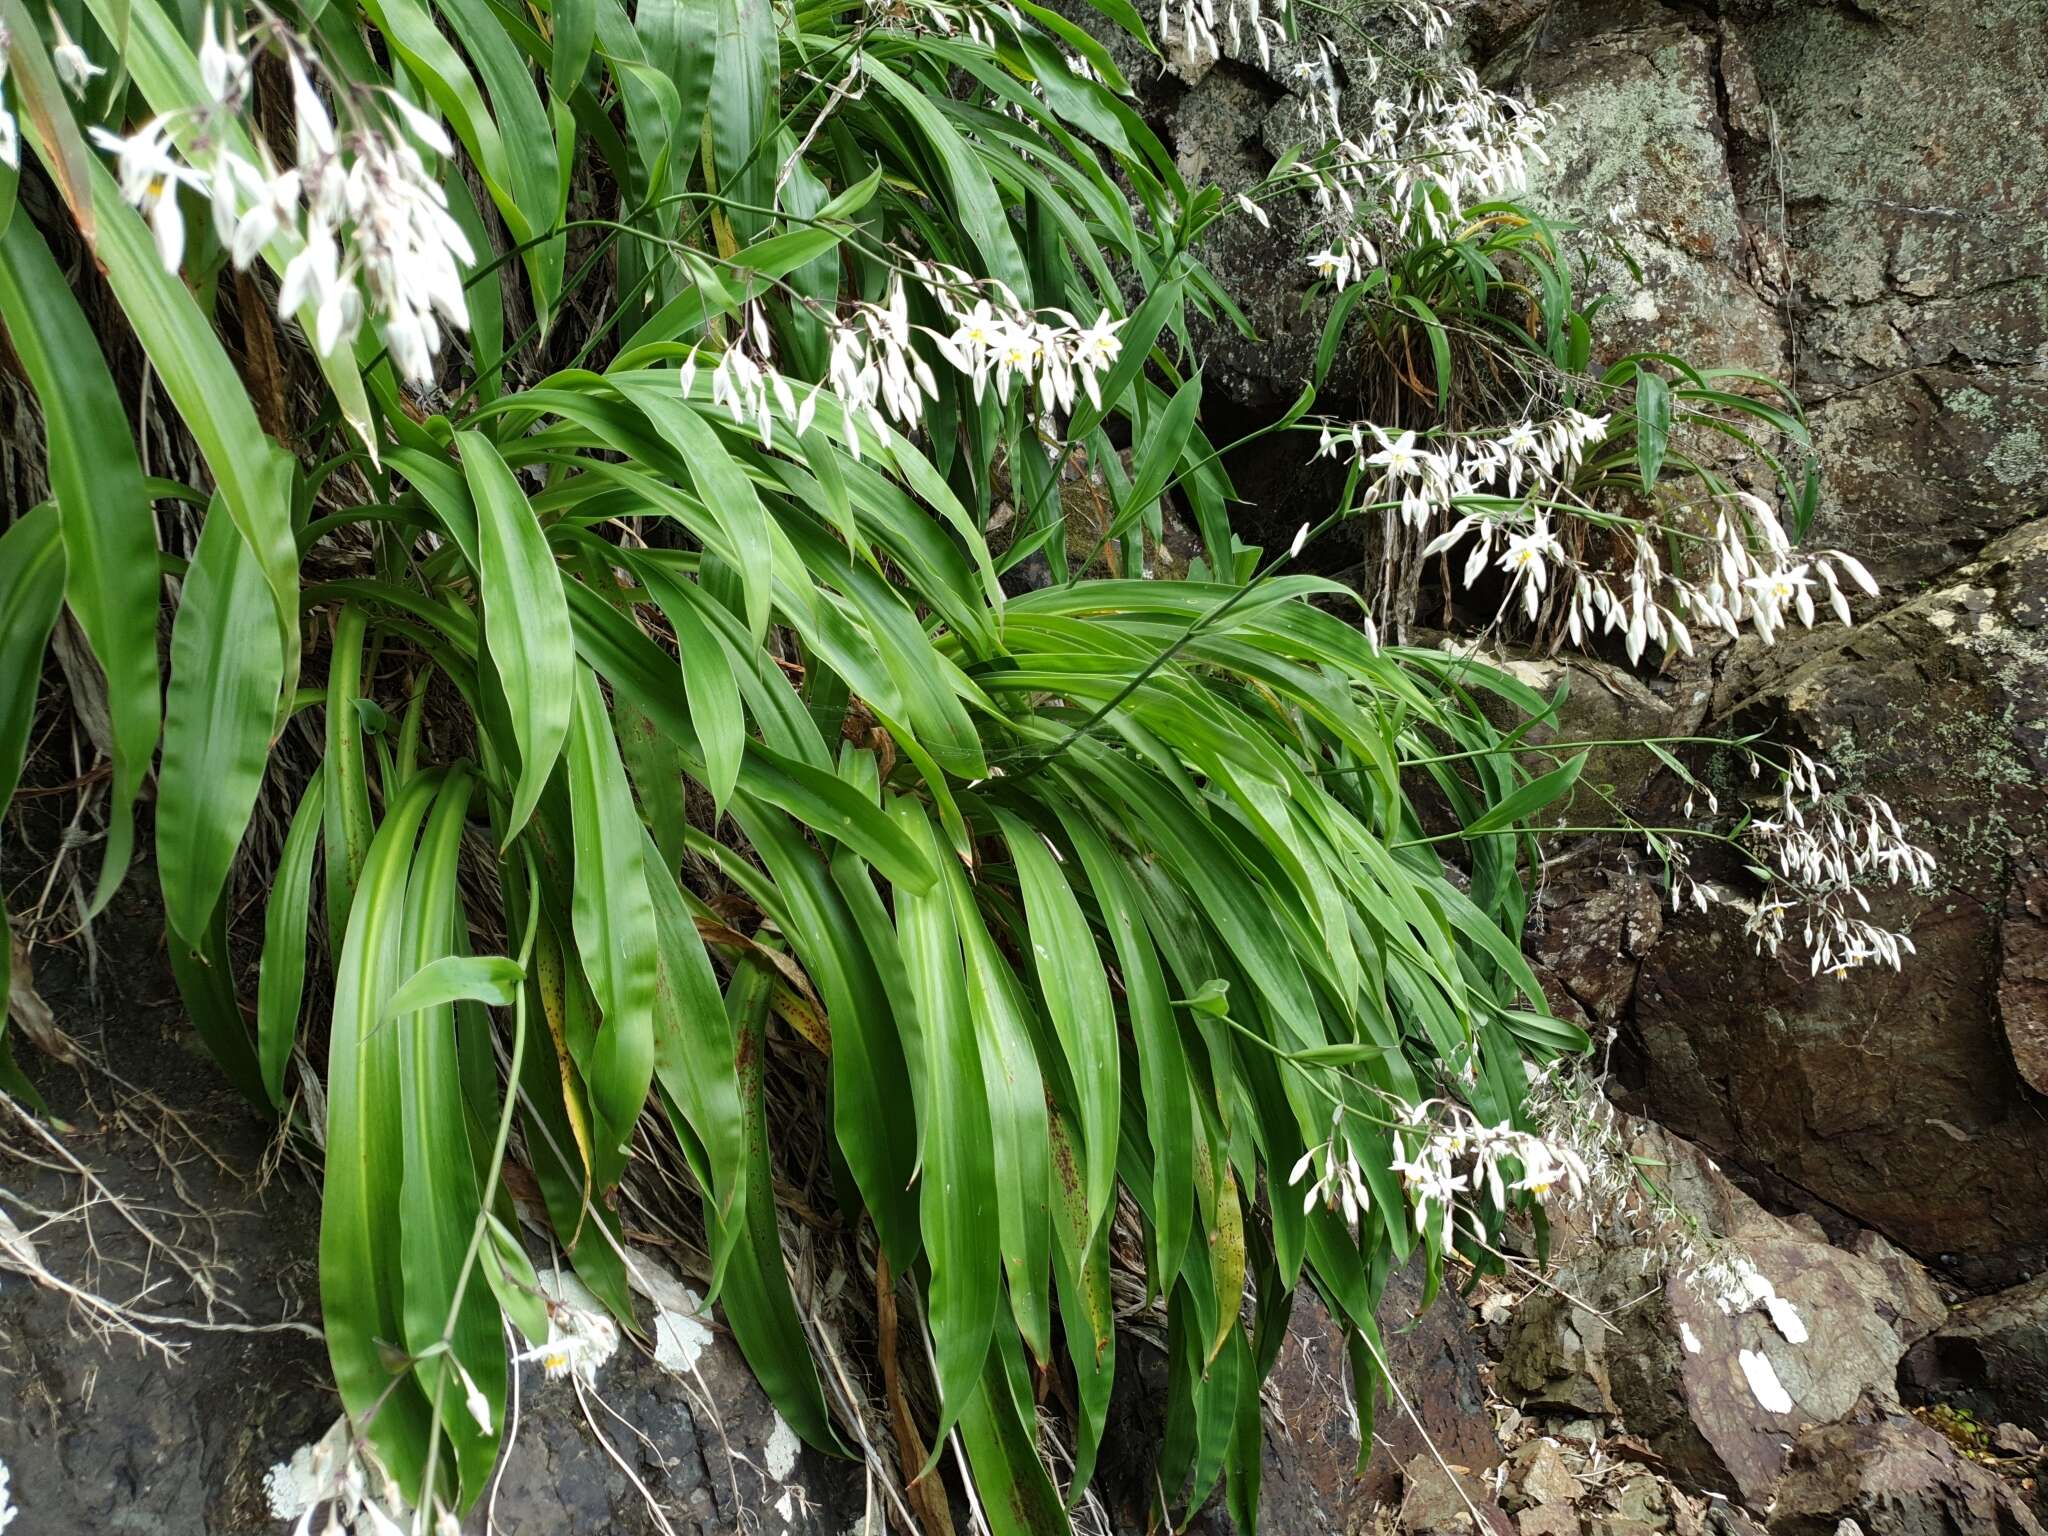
[1388,733,1772,770]
[1389,822,1745,850]
[1009,505,1348,780]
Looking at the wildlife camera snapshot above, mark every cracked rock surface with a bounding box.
[1471,0,2048,1294]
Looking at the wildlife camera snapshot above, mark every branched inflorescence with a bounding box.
[87,10,474,384]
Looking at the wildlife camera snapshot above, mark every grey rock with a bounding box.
[1399,1452,1516,1536]
[1507,1440,1585,1511]
[1495,0,2048,588]
[1502,1122,1945,1508]
[1613,1474,1672,1528]
[1766,1409,2047,1536]
[1848,1234,1950,1349]
[1901,1272,2048,1438]
[1525,1505,1588,1536]
[1988,1424,2041,1458]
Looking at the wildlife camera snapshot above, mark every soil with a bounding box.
[0,850,336,1533]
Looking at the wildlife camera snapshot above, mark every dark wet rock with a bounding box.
[1527,865,1666,1035]
[1999,857,2048,1099]
[1767,1407,2047,1536]
[1629,519,2048,1292]
[0,854,858,1536]
[1103,1250,1501,1533]
[1902,1273,2048,1440]
[0,859,334,1536]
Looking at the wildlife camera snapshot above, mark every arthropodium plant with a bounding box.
[0,3,1920,1536]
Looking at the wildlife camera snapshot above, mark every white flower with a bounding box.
[198,6,249,107]
[1366,428,1427,481]
[0,1454,16,1533]
[382,88,454,158]
[0,108,16,174]
[1500,518,1562,619]
[1306,247,1351,287]
[90,120,211,271]
[288,51,336,165]
[223,153,302,270]
[50,17,105,96]
[515,1295,620,1387]
[277,218,361,356]
[1290,1108,1373,1227]
[456,1360,493,1433]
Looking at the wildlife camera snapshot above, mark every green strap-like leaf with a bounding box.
[394,771,506,1503]
[257,766,325,1110]
[563,670,657,1185]
[460,431,574,844]
[67,154,303,710]
[1460,751,1587,836]
[714,955,848,1453]
[940,849,1052,1365]
[890,797,999,1456]
[866,55,1032,303]
[361,0,564,322]
[322,769,447,1494]
[994,807,1119,1243]
[0,505,67,1101]
[1053,803,1192,1296]
[706,0,777,243]
[386,955,526,1018]
[157,499,283,949]
[0,213,159,918]
[642,830,747,1291]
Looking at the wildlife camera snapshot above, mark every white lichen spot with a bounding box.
[1,1454,19,1533]
[764,1410,802,1481]
[775,1488,796,1523]
[1679,1321,1702,1354]
[654,1301,714,1374]
[264,1438,327,1524]
[1739,1349,1794,1415]
[1766,1294,1809,1345]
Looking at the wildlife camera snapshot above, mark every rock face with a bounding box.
[0,863,856,1536]
[1499,1121,1943,1506]
[1473,0,2048,1291]
[1098,1251,1503,1534]
[1768,1408,2046,1536]
[1902,1272,2048,1438]
[1629,518,2048,1292]
[1491,0,2048,589]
